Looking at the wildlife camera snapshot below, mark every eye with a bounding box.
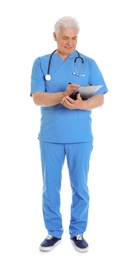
[63,36,68,40]
[72,37,77,40]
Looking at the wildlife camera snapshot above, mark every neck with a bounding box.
[56,49,70,60]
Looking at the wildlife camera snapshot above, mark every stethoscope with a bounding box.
[45,49,85,81]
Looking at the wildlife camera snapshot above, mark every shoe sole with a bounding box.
[39,240,61,252]
[71,240,89,253]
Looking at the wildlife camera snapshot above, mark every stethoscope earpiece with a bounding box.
[72,72,85,77]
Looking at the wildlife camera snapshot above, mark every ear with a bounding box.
[53,32,57,41]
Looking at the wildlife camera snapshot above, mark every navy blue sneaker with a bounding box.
[39,235,61,252]
[71,235,89,252]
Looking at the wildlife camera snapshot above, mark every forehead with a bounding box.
[59,28,78,37]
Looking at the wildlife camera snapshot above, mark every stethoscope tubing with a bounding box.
[45,49,84,80]
[47,49,57,75]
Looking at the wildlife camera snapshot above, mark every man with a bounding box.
[30,16,108,253]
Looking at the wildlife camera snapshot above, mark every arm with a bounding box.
[61,93,104,110]
[32,83,79,107]
[32,91,65,107]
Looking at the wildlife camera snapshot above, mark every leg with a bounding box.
[65,142,93,238]
[39,141,65,238]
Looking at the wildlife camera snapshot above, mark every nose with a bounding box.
[66,39,72,45]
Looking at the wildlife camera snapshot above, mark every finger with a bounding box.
[76,93,82,100]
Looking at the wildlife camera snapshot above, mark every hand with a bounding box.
[64,83,79,96]
[61,93,83,110]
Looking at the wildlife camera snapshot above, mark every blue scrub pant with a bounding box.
[39,141,93,238]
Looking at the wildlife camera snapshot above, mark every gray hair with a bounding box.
[54,16,80,37]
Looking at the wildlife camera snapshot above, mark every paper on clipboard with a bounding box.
[69,84,103,100]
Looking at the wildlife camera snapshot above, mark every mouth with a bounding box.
[64,46,74,51]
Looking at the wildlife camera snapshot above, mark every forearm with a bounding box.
[32,83,79,107]
[61,93,104,110]
[80,94,104,110]
[32,91,66,107]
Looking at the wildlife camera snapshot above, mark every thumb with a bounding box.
[76,93,82,100]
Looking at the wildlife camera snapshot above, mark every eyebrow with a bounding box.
[63,36,77,39]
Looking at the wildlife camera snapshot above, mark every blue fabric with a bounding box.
[31,50,108,237]
[39,141,93,238]
[30,51,108,143]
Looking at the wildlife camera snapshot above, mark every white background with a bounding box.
[0,0,133,259]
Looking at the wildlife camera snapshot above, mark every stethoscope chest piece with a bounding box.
[45,74,51,81]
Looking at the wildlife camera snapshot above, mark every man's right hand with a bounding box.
[64,83,79,96]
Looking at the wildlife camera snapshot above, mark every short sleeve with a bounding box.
[30,57,46,96]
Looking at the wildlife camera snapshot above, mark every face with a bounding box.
[53,28,78,59]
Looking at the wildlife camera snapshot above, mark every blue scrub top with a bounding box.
[30,51,108,143]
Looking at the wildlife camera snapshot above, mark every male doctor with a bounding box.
[30,16,108,253]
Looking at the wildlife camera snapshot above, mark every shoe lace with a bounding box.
[76,235,83,240]
[46,235,53,240]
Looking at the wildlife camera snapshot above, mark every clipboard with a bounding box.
[69,84,103,100]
